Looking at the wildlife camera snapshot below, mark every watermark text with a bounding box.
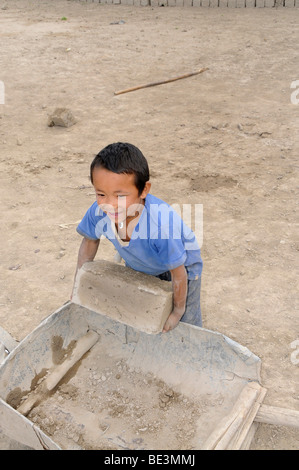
[290,80,299,105]
[290,339,299,365]
[94,200,203,249]
[0,80,4,105]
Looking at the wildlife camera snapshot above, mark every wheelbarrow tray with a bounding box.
[0,301,262,450]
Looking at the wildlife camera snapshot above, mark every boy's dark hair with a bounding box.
[90,142,150,196]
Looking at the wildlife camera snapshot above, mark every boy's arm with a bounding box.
[71,237,100,299]
[162,265,187,333]
[77,237,100,270]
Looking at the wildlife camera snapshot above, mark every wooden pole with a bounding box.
[227,386,267,450]
[255,404,299,429]
[114,68,209,96]
[240,423,258,450]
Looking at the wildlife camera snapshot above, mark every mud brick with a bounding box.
[72,260,173,335]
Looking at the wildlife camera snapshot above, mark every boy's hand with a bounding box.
[162,265,187,333]
[162,307,184,333]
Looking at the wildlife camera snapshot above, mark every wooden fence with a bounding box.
[83,0,299,7]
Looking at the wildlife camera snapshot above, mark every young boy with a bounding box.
[74,142,203,333]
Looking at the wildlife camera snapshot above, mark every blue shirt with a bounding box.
[76,193,202,280]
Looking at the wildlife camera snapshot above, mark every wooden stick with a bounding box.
[240,423,258,450]
[201,382,264,450]
[227,386,267,450]
[17,330,99,416]
[114,67,209,96]
[255,404,299,429]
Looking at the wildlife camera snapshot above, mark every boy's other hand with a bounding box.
[163,265,187,333]
[162,308,184,333]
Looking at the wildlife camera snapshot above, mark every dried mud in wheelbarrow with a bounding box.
[27,345,223,450]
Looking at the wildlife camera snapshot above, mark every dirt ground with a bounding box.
[0,0,298,450]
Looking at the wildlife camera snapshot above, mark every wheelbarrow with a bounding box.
[0,261,298,450]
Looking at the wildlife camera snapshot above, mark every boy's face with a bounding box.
[92,167,151,224]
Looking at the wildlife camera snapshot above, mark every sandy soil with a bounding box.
[0,0,298,450]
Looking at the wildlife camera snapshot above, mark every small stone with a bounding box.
[48,108,77,128]
[57,250,65,259]
[138,427,148,432]
[9,264,21,271]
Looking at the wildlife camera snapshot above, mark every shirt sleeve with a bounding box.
[76,202,100,240]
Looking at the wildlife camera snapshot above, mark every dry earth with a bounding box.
[0,0,298,450]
